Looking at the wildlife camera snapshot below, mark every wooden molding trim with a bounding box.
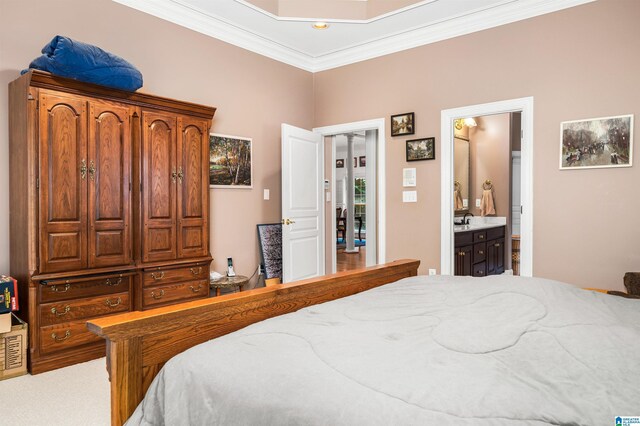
[87,259,420,425]
[22,70,216,119]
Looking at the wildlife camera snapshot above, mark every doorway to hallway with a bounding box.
[313,119,386,274]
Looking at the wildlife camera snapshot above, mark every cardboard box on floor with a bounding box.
[0,313,27,380]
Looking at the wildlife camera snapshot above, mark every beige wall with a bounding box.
[1,0,639,292]
[314,0,640,291]
[0,0,314,280]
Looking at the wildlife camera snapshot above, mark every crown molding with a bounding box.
[113,0,317,71]
[113,0,595,73]
[312,0,596,71]
[234,0,436,24]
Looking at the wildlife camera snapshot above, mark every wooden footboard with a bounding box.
[87,259,420,425]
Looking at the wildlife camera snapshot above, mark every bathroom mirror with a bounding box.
[454,137,470,214]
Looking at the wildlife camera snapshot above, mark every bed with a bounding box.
[87,260,640,425]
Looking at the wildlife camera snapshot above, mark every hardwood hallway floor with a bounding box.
[336,246,366,272]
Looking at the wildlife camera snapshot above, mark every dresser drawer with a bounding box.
[473,262,487,277]
[40,320,104,355]
[40,292,130,326]
[473,230,487,243]
[487,225,505,240]
[142,280,208,309]
[143,264,208,287]
[473,242,487,264]
[40,274,132,303]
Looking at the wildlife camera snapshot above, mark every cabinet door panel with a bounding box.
[88,101,132,268]
[39,91,88,273]
[177,117,209,258]
[454,245,473,276]
[142,111,177,262]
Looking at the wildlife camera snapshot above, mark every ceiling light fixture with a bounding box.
[312,22,329,30]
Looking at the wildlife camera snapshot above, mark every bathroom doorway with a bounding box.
[440,97,533,277]
[451,112,522,275]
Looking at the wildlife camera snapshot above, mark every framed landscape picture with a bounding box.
[391,112,415,136]
[560,114,633,169]
[406,137,435,162]
[209,134,253,188]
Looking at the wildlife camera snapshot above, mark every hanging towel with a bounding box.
[480,189,496,216]
[454,189,464,210]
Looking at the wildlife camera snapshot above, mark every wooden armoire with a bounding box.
[9,70,216,374]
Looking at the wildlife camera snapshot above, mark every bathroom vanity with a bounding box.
[454,224,505,277]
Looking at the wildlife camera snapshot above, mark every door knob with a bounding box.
[281,218,295,225]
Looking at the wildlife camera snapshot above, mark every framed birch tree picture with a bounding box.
[209,133,253,188]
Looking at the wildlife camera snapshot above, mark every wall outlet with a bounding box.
[428,268,436,276]
[475,198,481,207]
[263,189,270,200]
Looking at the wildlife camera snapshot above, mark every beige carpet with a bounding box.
[0,358,110,425]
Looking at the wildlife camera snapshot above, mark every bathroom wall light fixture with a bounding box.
[454,117,478,130]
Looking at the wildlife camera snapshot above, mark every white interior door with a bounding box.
[281,124,324,283]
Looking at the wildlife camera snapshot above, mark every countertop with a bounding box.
[453,217,506,233]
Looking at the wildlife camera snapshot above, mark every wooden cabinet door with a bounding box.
[176,116,209,259]
[454,245,473,276]
[87,101,132,268]
[487,238,505,275]
[141,111,177,262]
[38,91,88,273]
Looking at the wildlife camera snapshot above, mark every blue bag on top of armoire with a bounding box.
[25,35,143,91]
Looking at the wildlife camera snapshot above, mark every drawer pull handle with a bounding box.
[479,250,484,255]
[105,297,122,308]
[478,270,485,275]
[478,235,484,239]
[51,330,71,342]
[105,277,122,286]
[51,283,70,293]
[494,243,501,247]
[151,271,165,280]
[51,305,71,317]
[190,284,203,293]
[190,267,202,275]
[151,290,165,300]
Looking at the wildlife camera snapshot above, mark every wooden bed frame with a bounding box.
[87,259,420,425]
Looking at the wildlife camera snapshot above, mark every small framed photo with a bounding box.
[391,112,415,137]
[560,114,633,169]
[406,137,435,162]
[353,157,358,168]
[359,156,366,167]
[209,134,252,188]
[336,158,345,168]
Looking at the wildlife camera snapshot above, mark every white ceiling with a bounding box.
[113,0,594,72]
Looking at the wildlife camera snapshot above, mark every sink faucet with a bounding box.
[462,212,474,225]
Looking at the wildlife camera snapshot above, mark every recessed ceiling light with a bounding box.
[312,22,329,30]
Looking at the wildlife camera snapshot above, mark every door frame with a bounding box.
[313,119,386,273]
[440,97,534,276]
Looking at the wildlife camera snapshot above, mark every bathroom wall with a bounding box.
[468,113,511,219]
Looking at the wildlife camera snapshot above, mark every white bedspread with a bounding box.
[127,275,640,425]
